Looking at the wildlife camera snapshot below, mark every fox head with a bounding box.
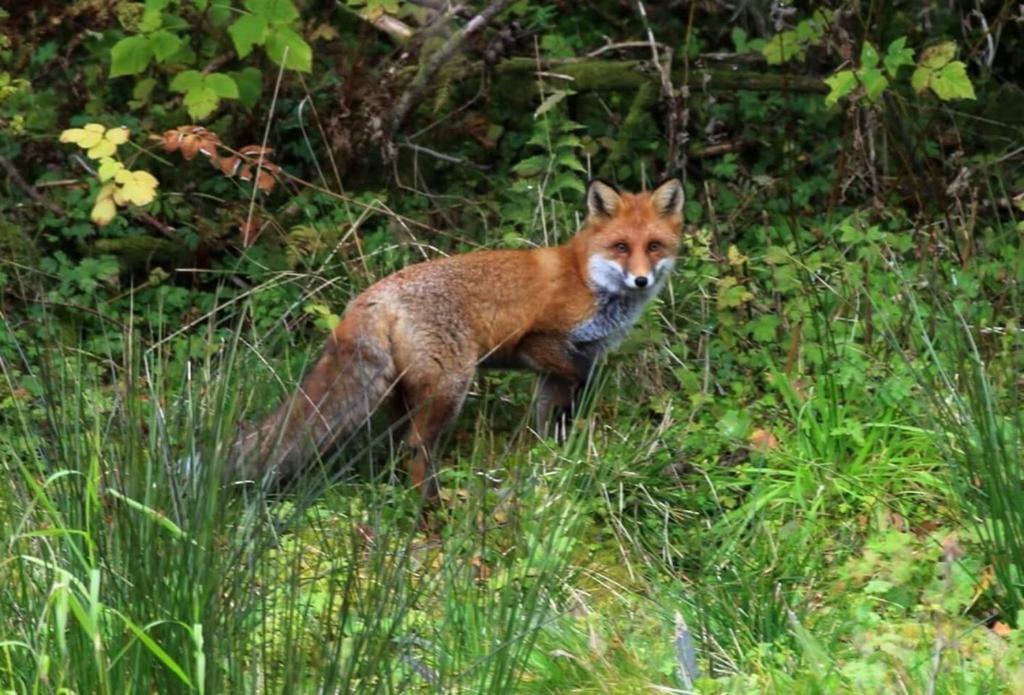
[579,178,683,295]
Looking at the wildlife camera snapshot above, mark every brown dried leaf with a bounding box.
[219,155,242,177]
[161,129,182,152]
[239,145,274,158]
[180,135,201,160]
[942,534,964,562]
[470,554,491,581]
[198,141,220,159]
[255,168,276,193]
[991,621,1013,637]
[240,216,261,248]
[749,428,779,453]
[912,519,940,537]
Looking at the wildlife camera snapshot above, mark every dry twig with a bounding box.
[390,0,516,134]
[0,155,65,216]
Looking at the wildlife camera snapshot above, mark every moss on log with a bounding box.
[91,236,190,272]
[494,57,827,95]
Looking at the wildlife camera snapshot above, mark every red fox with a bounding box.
[229,178,683,503]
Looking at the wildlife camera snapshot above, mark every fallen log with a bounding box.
[494,57,827,95]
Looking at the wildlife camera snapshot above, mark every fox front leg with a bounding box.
[535,374,579,443]
[519,336,593,443]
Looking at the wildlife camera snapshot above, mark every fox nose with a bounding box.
[634,276,649,288]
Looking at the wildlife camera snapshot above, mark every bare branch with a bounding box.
[370,14,416,43]
[390,0,517,134]
[0,155,66,216]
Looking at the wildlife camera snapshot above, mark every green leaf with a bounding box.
[230,67,263,107]
[731,27,749,52]
[910,65,930,94]
[763,245,789,265]
[264,25,312,72]
[110,35,153,77]
[245,0,299,24]
[684,199,702,223]
[183,86,220,120]
[860,42,879,70]
[749,314,780,343]
[824,70,856,107]
[556,151,586,173]
[512,155,547,177]
[228,14,268,58]
[762,34,801,65]
[205,72,239,98]
[170,71,239,119]
[552,173,585,194]
[717,409,751,440]
[860,68,888,102]
[716,277,753,309]
[931,60,975,100]
[168,69,203,93]
[208,3,232,25]
[138,9,163,32]
[883,36,914,75]
[132,77,157,102]
[911,42,975,101]
[534,89,569,117]
[148,29,183,62]
[129,76,157,109]
[712,154,738,180]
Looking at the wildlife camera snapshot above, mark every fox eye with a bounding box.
[647,241,662,253]
[613,242,629,253]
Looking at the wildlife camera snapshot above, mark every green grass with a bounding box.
[3,246,1024,693]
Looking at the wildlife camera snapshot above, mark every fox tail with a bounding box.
[227,313,397,485]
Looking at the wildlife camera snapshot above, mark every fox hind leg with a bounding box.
[402,374,471,506]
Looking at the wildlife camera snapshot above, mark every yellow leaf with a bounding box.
[134,187,156,206]
[727,244,748,266]
[59,127,104,149]
[131,170,158,189]
[103,126,130,145]
[128,184,156,206]
[97,158,125,182]
[91,196,117,226]
[60,123,128,157]
[114,171,157,206]
[86,139,118,159]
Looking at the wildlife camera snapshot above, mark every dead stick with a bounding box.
[390,0,516,133]
[0,155,66,216]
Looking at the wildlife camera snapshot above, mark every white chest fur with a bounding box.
[568,287,655,351]
[569,255,673,354]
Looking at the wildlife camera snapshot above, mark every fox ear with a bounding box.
[586,179,622,219]
[651,178,684,218]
